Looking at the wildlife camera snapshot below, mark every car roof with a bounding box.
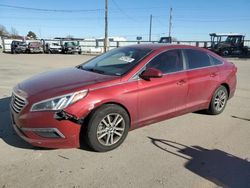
[209,33,244,37]
[12,40,21,43]
[123,43,207,51]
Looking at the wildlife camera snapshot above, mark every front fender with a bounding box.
[63,82,138,127]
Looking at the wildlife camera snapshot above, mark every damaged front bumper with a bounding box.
[54,110,84,125]
[11,108,84,148]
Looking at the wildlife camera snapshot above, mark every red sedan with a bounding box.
[11,44,237,152]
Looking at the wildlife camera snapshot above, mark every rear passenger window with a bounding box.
[210,55,223,65]
[146,50,183,74]
[185,49,211,69]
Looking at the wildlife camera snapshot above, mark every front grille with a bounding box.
[11,93,27,113]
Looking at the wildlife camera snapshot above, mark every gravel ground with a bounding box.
[0,53,250,188]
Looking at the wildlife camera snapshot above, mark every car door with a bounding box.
[137,49,188,125]
[184,49,219,110]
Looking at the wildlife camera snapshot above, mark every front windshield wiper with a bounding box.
[76,66,105,74]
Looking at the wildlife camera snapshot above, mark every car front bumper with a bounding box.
[10,109,82,148]
[66,48,81,53]
[30,48,43,53]
[50,49,62,53]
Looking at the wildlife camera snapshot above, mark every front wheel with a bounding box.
[207,86,228,115]
[85,104,130,152]
[221,49,230,56]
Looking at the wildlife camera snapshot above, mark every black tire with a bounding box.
[85,104,130,152]
[207,86,228,115]
[221,49,230,56]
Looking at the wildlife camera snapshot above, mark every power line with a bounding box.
[174,18,250,22]
[0,4,103,12]
[0,3,171,12]
[110,0,139,23]
[2,23,104,29]
[2,15,250,22]
[0,16,104,21]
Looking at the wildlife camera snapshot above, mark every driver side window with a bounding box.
[146,50,184,74]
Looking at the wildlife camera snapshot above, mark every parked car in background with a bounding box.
[159,37,172,43]
[62,41,81,54]
[45,43,62,54]
[11,44,237,152]
[11,41,27,54]
[27,42,43,53]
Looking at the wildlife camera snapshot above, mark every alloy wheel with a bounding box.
[96,113,125,146]
[214,89,227,112]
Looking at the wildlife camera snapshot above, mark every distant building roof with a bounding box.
[97,37,127,41]
[209,33,244,37]
[54,37,85,40]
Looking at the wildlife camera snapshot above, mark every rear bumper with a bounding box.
[229,86,236,100]
[228,72,237,100]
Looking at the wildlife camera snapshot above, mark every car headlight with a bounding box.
[31,90,88,112]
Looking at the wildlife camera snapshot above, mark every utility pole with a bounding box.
[39,28,42,39]
[149,14,152,41]
[168,7,172,37]
[104,0,108,52]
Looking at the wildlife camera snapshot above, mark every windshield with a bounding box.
[225,36,241,44]
[78,47,152,76]
[19,42,26,46]
[65,42,77,47]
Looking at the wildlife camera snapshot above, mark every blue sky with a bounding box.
[0,0,250,41]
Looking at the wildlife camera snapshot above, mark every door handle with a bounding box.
[177,79,186,85]
[210,73,218,77]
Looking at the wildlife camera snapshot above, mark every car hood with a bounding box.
[18,67,119,97]
[50,46,62,49]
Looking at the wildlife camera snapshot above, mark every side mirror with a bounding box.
[140,68,163,81]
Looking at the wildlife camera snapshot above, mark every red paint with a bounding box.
[11,45,237,148]
[140,68,163,79]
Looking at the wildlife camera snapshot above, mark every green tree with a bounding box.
[27,31,37,39]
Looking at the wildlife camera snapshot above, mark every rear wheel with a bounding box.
[207,86,228,115]
[221,49,230,56]
[86,104,129,152]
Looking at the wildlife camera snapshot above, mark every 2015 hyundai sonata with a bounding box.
[11,44,237,152]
